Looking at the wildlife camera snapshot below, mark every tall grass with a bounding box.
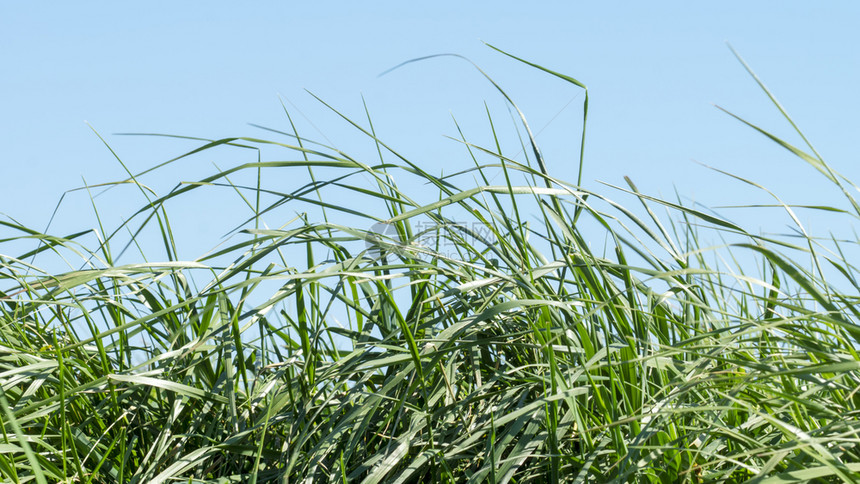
[2,46,860,483]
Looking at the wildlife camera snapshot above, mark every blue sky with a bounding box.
[2,3,859,260]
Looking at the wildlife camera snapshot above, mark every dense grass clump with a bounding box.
[3,48,860,483]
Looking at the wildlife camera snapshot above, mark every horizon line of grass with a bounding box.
[2,45,860,483]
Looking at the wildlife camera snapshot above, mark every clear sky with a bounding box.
[2,3,859,261]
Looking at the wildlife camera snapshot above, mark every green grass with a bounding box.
[3,46,860,483]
